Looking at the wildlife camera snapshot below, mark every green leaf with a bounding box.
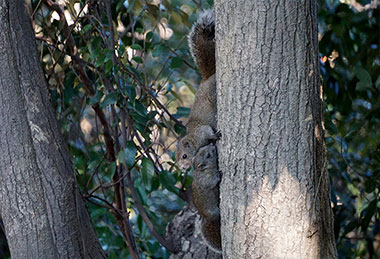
[131,44,142,50]
[134,100,147,116]
[104,51,113,63]
[116,0,125,11]
[147,111,158,120]
[364,179,376,193]
[127,65,142,82]
[100,92,119,108]
[124,141,137,168]
[87,160,100,171]
[325,119,338,135]
[90,48,100,60]
[91,37,102,54]
[175,106,191,118]
[131,113,148,126]
[125,84,136,100]
[356,82,372,92]
[108,162,116,177]
[117,150,125,164]
[375,74,380,90]
[146,31,153,41]
[345,123,361,138]
[159,170,179,194]
[343,219,359,236]
[135,177,148,204]
[137,214,143,232]
[170,57,183,69]
[184,80,196,95]
[354,68,372,85]
[119,45,126,56]
[170,90,183,103]
[174,122,186,136]
[82,24,92,33]
[152,44,166,57]
[95,53,106,67]
[134,121,146,133]
[127,0,136,12]
[105,60,113,74]
[132,56,143,63]
[151,176,160,191]
[361,200,377,230]
[90,90,104,105]
[141,158,155,188]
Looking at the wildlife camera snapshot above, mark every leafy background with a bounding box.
[0,0,379,258]
[319,0,379,257]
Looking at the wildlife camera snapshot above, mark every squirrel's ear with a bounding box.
[183,141,190,148]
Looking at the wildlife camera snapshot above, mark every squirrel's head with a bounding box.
[176,135,197,170]
[193,143,217,171]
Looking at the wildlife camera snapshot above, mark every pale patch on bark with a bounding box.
[30,122,49,143]
[240,169,315,259]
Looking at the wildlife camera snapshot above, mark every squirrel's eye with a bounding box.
[182,154,187,159]
[206,153,211,158]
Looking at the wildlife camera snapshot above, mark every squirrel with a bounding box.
[176,10,218,170]
[192,143,222,253]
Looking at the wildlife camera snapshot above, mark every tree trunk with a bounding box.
[215,1,337,258]
[0,1,105,258]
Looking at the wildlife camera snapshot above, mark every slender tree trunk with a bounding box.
[215,1,337,258]
[0,1,105,258]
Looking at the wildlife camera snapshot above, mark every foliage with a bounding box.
[319,0,379,257]
[0,0,373,258]
[31,0,211,257]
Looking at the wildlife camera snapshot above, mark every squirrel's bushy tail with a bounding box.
[188,10,215,81]
[201,219,222,253]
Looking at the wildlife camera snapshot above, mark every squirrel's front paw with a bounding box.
[210,130,221,143]
[214,130,222,140]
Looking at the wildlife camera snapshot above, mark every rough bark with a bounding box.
[0,1,105,258]
[166,206,222,259]
[215,1,337,258]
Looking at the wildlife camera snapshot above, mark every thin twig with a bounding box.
[163,42,196,70]
[85,153,107,191]
[152,36,187,84]
[31,0,43,19]
[125,169,176,252]
[87,168,129,197]
[116,56,182,125]
[121,109,163,173]
[85,194,116,211]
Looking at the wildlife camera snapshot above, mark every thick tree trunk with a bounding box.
[215,1,337,258]
[0,1,105,258]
